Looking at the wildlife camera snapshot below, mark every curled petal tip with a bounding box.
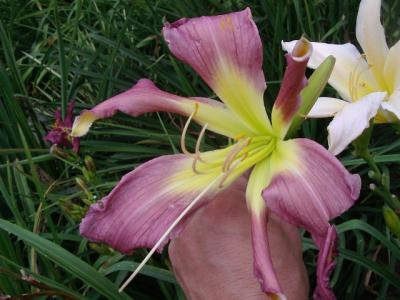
[71,111,98,137]
[291,37,313,62]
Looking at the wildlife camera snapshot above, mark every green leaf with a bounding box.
[0,218,131,300]
[340,248,400,288]
[102,261,177,284]
[337,219,400,260]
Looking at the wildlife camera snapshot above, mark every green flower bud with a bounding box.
[383,205,400,239]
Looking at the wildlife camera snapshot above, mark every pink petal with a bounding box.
[262,139,360,239]
[169,177,309,300]
[250,209,282,297]
[262,139,361,299]
[80,154,221,254]
[64,100,76,128]
[72,137,80,153]
[163,8,265,93]
[314,225,337,300]
[54,108,63,127]
[272,38,311,135]
[72,79,252,138]
[163,8,271,134]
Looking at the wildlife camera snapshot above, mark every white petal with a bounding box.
[380,102,400,122]
[356,0,388,87]
[328,92,387,155]
[308,97,349,118]
[384,40,400,94]
[380,91,400,122]
[282,41,378,101]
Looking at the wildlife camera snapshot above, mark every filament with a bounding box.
[222,138,251,172]
[180,103,199,155]
[119,174,223,292]
[349,54,369,101]
[219,159,242,188]
[221,139,276,188]
[195,123,208,162]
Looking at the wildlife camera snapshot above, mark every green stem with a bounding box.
[359,150,400,210]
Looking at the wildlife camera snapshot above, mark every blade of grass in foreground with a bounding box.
[0,218,131,300]
[0,254,85,300]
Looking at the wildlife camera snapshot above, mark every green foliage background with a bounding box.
[0,0,399,299]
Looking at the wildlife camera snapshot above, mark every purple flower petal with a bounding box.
[80,154,225,254]
[314,225,337,300]
[64,100,76,128]
[262,138,360,238]
[262,138,360,299]
[272,38,311,136]
[169,177,309,300]
[72,79,252,138]
[163,8,271,134]
[249,209,284,298]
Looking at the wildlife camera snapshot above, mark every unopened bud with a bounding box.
[75,177,93,200]
[84,155,96,173]
[368,170,375,179]
[50,144,68,158]
[82,167,95,182]
[75,177,87,191]
[383,205,400,239]
[88,243,114,255]
[369,183,376,191]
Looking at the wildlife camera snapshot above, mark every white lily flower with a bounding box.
[283,0,399,155]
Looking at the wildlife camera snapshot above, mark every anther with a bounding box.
[233,132,246,141]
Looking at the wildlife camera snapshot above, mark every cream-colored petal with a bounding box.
[384,40,400,94]
[356,0,388,88]
[327,92,386,155]
[387,89,400,109]
[308,97,349,118]
[379,90,400,122]
[282,41,378,101]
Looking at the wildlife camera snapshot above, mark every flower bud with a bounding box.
[383,205,400,239]
[84,155,96,173]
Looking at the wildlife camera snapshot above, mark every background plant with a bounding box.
[0,0,399,299]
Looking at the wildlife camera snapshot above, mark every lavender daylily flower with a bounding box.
[44,100,80,152]
[71,9,360,299]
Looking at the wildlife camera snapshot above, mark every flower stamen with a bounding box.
[195,123,208,163]
[180,103,199,155]
[222,138,251,172]
[349,54,369,101]
[219,159,242,188]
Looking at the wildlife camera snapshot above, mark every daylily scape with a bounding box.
[283,0,400,155]
[72,8,360,300]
